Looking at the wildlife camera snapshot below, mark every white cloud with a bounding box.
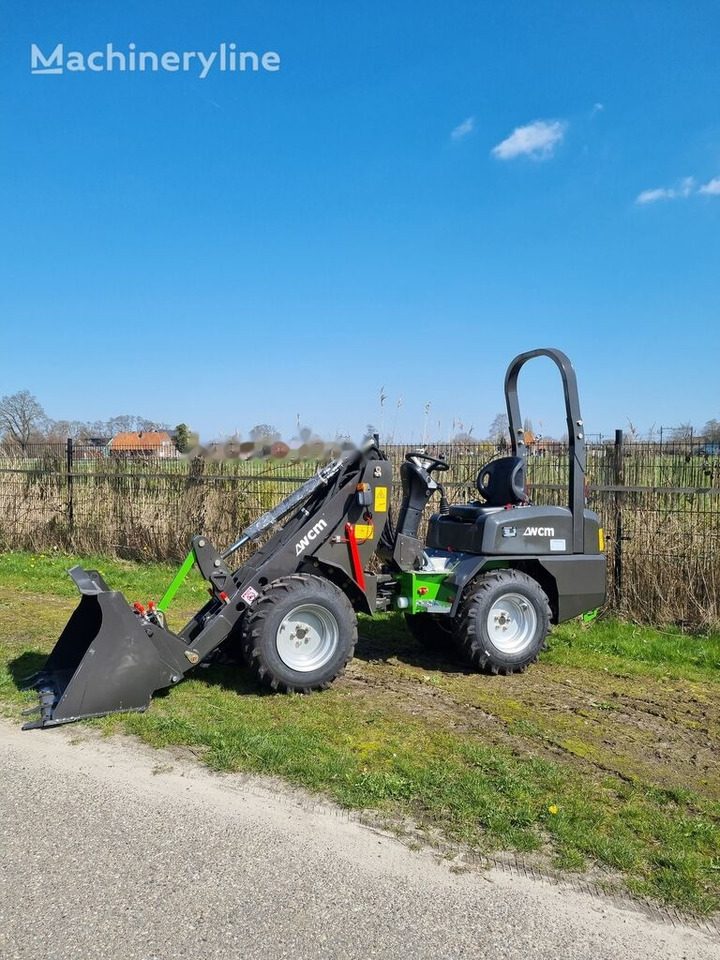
[491,119,567,160]
[450,117,475,141]
[636,175,718,204]
[700,177,720,195]
[636,187,675,204]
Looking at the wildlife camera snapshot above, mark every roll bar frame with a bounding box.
[504,348,586,553]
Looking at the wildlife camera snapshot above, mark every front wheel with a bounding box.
[453,569,551,675]
[240,574,357,692]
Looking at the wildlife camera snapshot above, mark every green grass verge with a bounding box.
[0,549,207,629]
[545,619,720,683]
[1,550,719,915]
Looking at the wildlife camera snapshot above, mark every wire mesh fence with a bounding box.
[1,435,719,628]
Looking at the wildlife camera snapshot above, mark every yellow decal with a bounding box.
[374,486,388,512]
[354,524,374,541]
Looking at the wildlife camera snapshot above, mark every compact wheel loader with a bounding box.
[21,348,606,729]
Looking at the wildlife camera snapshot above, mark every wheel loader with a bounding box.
[20,348,606,729]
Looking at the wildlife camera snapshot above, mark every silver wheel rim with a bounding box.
[276,603,340,672]
[486,593,538,654]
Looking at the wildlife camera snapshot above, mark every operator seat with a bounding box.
[426,456,528,552]
[447,456,528,521]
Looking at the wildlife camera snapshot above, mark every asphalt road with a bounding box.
[0,719,716,960]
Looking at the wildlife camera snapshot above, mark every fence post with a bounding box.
[613,429,624,608]
[66,437,74,529]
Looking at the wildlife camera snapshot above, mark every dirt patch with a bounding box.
[344,644,720,801]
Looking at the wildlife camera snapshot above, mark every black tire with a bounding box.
[240,574,357,693]
[453,569,551,675]
[404,613,454,652]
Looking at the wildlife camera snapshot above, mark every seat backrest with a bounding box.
[476,456,527,507]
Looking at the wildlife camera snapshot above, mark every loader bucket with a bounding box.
[22,566,181,730]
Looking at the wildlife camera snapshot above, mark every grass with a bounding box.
[0,549,208,629]
[1,549,719,915]
[545,619,720,682]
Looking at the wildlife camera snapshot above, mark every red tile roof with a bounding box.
[110,431,173,450]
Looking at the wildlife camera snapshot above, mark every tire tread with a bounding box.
[240,574,357,693]
[453,569,551,675]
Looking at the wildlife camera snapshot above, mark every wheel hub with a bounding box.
[276,603,340,672]
[486,593,538,654]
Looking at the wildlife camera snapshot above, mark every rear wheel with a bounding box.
[240,574,357,692]
[404,613,454,651]
[453,569,551,675]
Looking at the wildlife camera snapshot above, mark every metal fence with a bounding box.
[1,435,718,628]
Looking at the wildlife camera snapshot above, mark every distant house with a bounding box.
[70,436,112,461]
[109,431,178,459]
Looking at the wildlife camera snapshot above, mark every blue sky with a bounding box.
[1,1,718,442]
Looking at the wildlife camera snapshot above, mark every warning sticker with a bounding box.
[241,586,259,605]
[374,486,388,512]
[354,524,374,541]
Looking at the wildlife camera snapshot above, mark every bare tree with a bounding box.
[670,422,694,441]
[103,414,168,435]
[0,390,46,451]
[136,417,167,432]
[701,419,720,442]
[45,419,89,442]
[249,424,280,442]
[488,412,509,444]
[106,415,137,434]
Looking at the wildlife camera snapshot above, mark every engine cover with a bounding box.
[427,505,601,556]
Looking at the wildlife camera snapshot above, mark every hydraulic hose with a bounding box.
[221,449,358,560]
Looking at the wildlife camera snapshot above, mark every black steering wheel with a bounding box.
[405,451,450,472]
